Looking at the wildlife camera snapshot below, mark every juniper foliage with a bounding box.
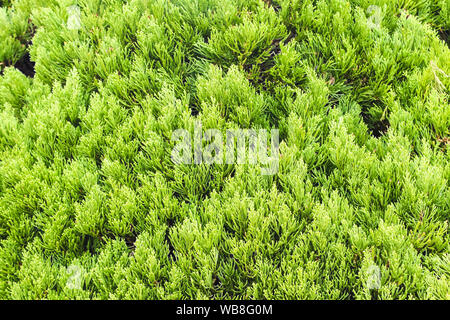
[0,0,449,299]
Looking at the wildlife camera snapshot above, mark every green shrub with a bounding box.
[0,0,448,299]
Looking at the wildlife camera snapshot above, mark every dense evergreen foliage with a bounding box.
[0,0,449,299]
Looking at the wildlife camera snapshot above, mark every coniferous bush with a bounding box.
[0,0,449,299]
